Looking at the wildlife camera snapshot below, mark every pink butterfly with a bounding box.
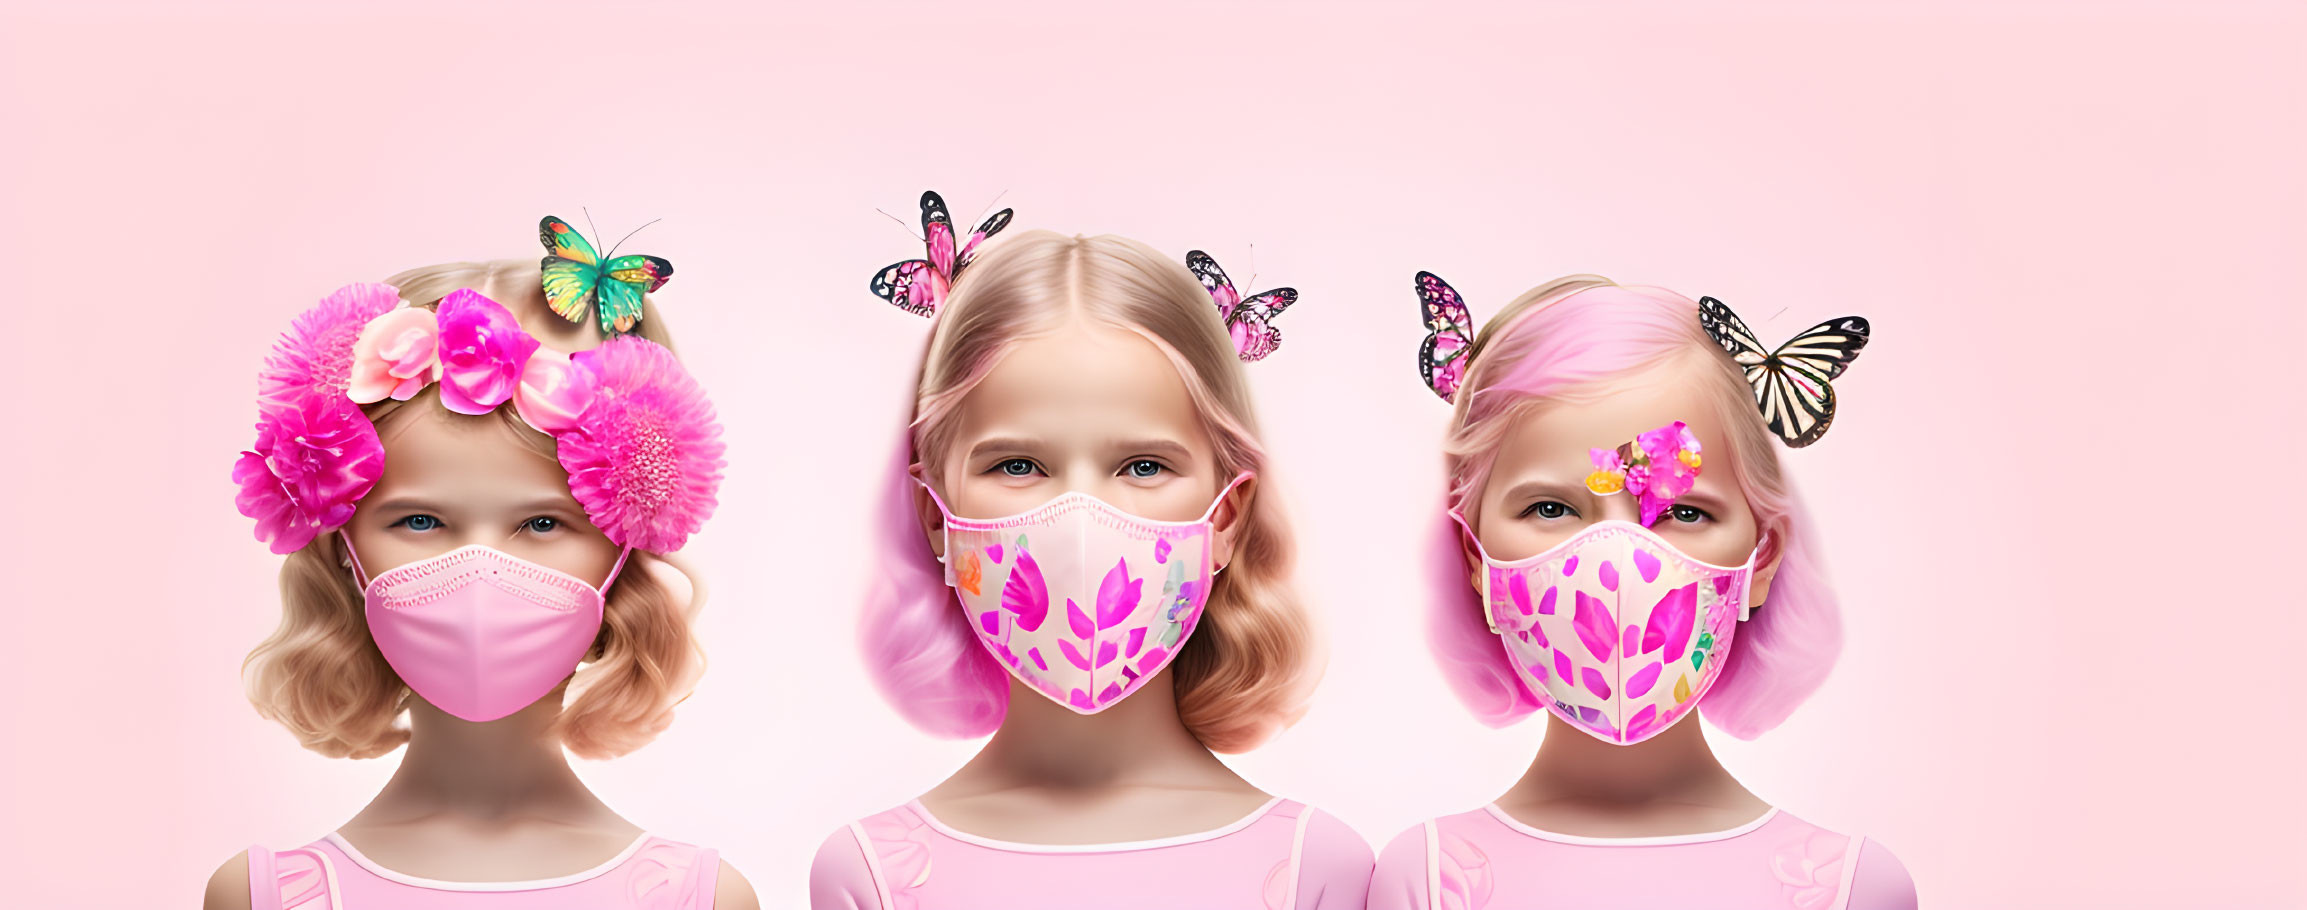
[869,190,1014,317]
[1416,271,1475,402]
[1188,250,1297,362]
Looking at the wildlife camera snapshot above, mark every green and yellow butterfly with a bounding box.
[538,215,674,336]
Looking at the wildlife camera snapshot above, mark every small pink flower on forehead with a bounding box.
[1583,420,1705,525]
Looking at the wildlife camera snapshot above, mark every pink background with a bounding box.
[3,1,2301,906]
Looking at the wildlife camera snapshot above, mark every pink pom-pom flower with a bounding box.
[347,306,441,403]
[435,289,539,416]
[552,336,725,552]
[232,393,385,554]
[256,283,400,414]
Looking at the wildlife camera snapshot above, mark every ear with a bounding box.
[912,466,947,561]
[1747,537,1784,611]
[1461,531,1486,597]
[1209,475,1258,570]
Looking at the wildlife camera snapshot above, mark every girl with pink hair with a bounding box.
[205,240,757,910]
[1368,274,1916,909]
[810,206,1372,909]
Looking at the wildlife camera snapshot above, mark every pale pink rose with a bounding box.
[347,306,439,403]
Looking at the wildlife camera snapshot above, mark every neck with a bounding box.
[952,669,1234,794]
[1505,712,1756,810]
[354,684,614,826]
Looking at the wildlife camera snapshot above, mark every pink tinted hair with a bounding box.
[862,230,1317,753]
[1428,277,1843,739]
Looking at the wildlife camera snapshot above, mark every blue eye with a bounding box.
[1520,500,1577,520]
[995,459,1038,477]
[524,517,559,534]
[394,515,441,532]
[1124,460,1164,479]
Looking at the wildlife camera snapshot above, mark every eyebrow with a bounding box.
[1109,438,1195,462]
[363,494,579,514]
[965,436,1045,461]
[1498,478,1588,504]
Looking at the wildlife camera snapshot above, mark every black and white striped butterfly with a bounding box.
[1698,297,1871,448]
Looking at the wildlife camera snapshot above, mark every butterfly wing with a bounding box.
[1186,250,1243,316]
[1702,297,1871,448]
[918,191,959,281]
[1416,271,1476,402]
[1230,288,1296,361]
[870,259,947,317]
[596,255,674,334]
[539,216,604,325]
[959,207,1014,271]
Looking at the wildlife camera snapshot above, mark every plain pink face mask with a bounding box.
[344,537,628,722]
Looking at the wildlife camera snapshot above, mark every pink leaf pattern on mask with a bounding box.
[1509,572,1534,615]
[1599,560,1619,591]
[1059,639,1091,670]
[1098,681,1122,704]
[1634,547,1662,582]
[1028,647,1048,671]
[1622,623,1640,658]
[1562,555,1579,576]
[1624,703,1661,740]
[1096,640,1118,667]
[1580,666,1612,699]
[1126,626,1147,657]
[1626,660,1662,698]
[1069,689,1093,710]
[1095,558,1142,629]
[1528,619,1549,649]
[986,543,1004,564]
[1000,550,1048,631]
[1067,598,1093,639]
[1538,585,1559,614]
[978,611,1000,635]
[1642,582,1699,661]
[1154,537,1171,563]
[1139,646,1169,672]
[1714,574,1734,596]
[1573,591,1616,662]
[1553,649,1575,685]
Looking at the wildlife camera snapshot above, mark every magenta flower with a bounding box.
[513,348,599,434]
[434,289,540,415]
[232,394,385,554]
[256,283,400,413]
[347,306,440,403]
[555,337,725,551]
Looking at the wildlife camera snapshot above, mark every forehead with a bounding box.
[1497,363,1734,475]
[956,321,1202,437]
[372,406,569,496]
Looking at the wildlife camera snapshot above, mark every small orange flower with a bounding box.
[1585,470,1625,495]
[957,549,983,596]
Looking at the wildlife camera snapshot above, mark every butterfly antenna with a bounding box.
[973,189,1010,226]
[1246,242,1261,290]
[605,218,663,259]
[583,207,604,248]
[876,207,923,240]
[1766,306,1789,323]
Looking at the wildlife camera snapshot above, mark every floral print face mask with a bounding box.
[1462,515,1763,745]
[919,473,1252,714]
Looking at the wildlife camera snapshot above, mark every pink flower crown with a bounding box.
[233,283,726,555]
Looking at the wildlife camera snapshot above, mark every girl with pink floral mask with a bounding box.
[1369,274,1916,909]
[811,201,1372,910]
[204,242,758,910]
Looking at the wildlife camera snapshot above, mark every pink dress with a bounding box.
[244,833,721,909]
[1370,806,1915,910]
[811,797,1373,909]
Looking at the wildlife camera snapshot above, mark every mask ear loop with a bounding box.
[337,530,370,589]
[599,546,635,594]
[1203,471,1256,575]
[1443,510,1502,635]
[907,465,958,569]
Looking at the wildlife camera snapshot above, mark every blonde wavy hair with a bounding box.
[240,262,702,760]
[863,230,1319,753]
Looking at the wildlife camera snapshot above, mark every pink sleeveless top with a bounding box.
[245,833,721,909]
[810,797,1374,909]
[1370,806,1916,910]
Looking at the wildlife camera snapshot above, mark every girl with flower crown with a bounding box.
[1367,274,1915,909]
[203,255,758,910]
[809,217,1372,909]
